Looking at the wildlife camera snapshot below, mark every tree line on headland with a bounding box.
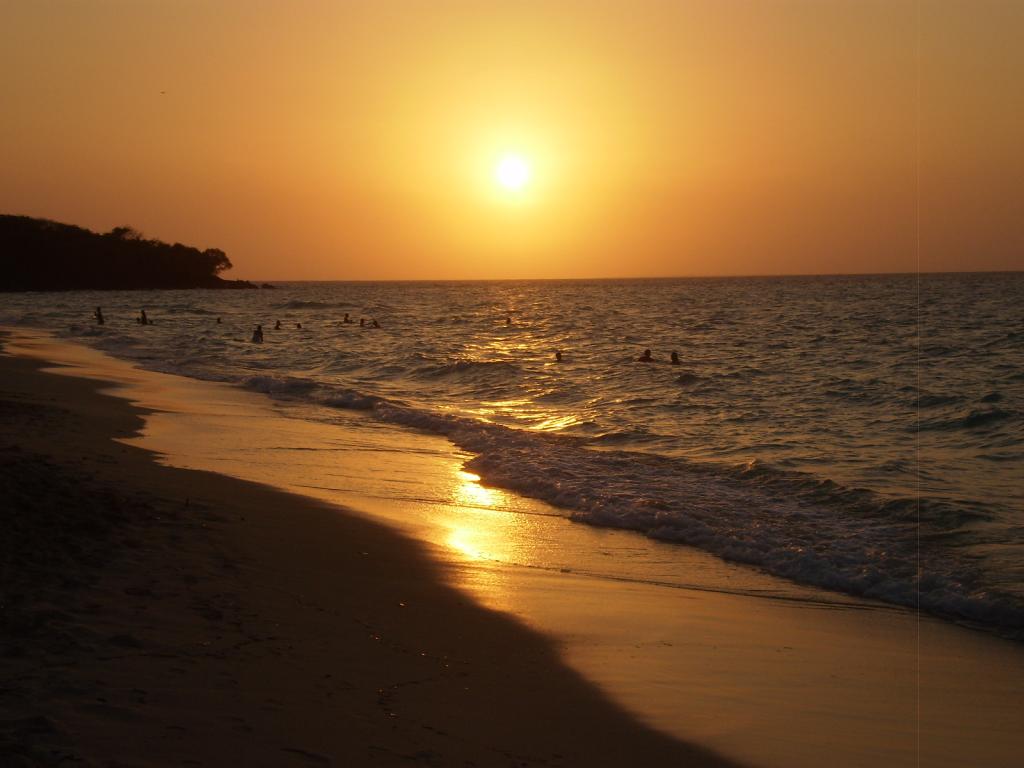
[0,214,258,291]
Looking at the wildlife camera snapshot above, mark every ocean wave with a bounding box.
[719,367,766,379]
[320,389,388,410]
[273,300,354,310]
[414,359,522,379]
[822,386,882,403]
[241,374,320,396]
[919,407,1016,431]
[466,446,1021,632]
[591,428,665,445]
[240,374,389,411]
[917,393,964,408]
[288,385,1024,635]
[963,407,1014,428]
[984,331,1022,348]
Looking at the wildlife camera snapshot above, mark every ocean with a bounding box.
[3,273,1022,637]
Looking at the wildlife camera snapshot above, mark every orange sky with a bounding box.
[1,1,1021,280]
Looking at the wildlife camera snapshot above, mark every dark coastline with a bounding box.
[0,214,257,292]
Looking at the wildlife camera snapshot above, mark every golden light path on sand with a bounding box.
[6,327,1024,768]
[448,471,512,562]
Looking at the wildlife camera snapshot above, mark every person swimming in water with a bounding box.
[506,316,512,326]
[343,313,353,324]
[370,318,380,328]
[216,317,222,324]
[637,349,653,362]
[670,351,680,365]
[274,320,281,330]
[252,324,264,343]
[555,350,563,362]
[359,318,365,327]
[94,307,104,325]
[296,322,302,329]
[137,309,149,326]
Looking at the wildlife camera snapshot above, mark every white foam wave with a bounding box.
[311,391,1024,635]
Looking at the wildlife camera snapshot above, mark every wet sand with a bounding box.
[0,340,735,766]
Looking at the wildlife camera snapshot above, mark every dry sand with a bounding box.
[0,342,737,766]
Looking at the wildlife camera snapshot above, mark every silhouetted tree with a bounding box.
[0,214,254,291]
[107,226,144,241]
[202,248,231,274]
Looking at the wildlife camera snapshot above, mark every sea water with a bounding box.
[3,273,1021,637]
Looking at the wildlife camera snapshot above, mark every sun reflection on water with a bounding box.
[532,413,582,431]
[445,471,508,564]
[454,470,500,509]
[443,468,538,579]
[447,525,487,561]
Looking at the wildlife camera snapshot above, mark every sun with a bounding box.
[494,154,531,190]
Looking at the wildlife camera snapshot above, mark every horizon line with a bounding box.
[239,269,1024,283]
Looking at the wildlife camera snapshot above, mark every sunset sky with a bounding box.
[2,1,1021,280]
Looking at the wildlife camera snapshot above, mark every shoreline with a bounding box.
[4,329,1024,768]
[0,340,735,766]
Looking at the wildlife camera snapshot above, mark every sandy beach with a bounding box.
[0,337,735,767]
